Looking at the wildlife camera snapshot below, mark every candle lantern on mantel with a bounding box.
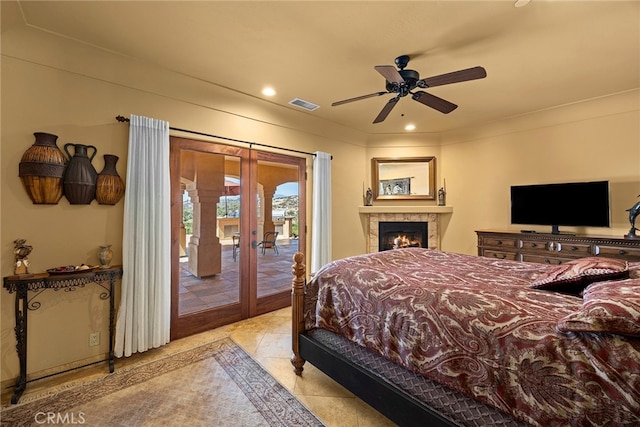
[437,179,447,207]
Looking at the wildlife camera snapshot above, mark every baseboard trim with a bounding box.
[1,353,108,391]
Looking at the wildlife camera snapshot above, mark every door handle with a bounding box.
[251,240,258,249]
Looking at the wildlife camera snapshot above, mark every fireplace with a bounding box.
[360,207,450,253]
[378,221,427,251]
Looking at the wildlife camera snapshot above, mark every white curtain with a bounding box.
[114,114,171,357]
[311,151,332,274]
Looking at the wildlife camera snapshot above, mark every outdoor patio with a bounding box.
[179,238,299,315]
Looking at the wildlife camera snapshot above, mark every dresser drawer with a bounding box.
[521,254,573,265]
[482,250,518,261]
[519,239,550,252]
[595,245,640,260]
[555,242,592,256]
[480,236,519,249]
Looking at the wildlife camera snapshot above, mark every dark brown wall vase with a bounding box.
[63,143,98,204]
[18,132,68,204]
[96,154,125,205]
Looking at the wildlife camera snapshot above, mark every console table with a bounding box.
[3,266,122,404]
[477,230,640,264]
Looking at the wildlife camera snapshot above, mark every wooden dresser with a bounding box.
[476,230,640,265]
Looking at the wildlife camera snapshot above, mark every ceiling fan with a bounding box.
[331,55,487,124]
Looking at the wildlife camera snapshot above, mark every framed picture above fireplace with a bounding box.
[372,157,436,200]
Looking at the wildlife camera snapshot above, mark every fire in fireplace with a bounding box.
[378,221,428,251]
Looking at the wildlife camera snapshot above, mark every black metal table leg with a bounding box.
[11,286,28,404]
[108,275,115,373]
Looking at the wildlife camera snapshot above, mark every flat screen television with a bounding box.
[510,180,610,234]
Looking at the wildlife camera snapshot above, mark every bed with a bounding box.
[290,248,640,426]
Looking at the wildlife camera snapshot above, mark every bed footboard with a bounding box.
[291,252,306,375]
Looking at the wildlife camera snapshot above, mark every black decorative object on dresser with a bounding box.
[477,230,640,265]
[626,195,640,239]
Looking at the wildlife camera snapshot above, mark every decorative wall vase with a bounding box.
[96,154,125,205]
[18,132,67,204]
[98,244,113,269]
[63,143,98,204]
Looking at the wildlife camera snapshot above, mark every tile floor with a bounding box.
[2,308,396,427]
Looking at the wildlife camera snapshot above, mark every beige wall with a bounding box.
[2,1,639,386]
[0,4,367,384]
[363,92,640,257]
[438,90,640,255]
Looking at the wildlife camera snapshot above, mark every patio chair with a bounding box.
[232,234,240,261]
[257,231,279,255]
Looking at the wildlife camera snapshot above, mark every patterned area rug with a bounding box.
[1,338,324,427]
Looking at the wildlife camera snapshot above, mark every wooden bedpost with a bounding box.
[291,251,306,375]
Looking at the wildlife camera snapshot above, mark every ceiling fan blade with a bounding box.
[374,65,404,83]
[418,66,487,88]
[373,97,399,123]
[412,91,458,114]
[331,91,388,107]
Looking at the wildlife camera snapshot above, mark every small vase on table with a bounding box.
[99,245,113,269]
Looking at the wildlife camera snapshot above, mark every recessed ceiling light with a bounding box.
[405,124,416,131]
[262,87,276,96]
[514,0,531,7]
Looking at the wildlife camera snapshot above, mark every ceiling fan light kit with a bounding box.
[332,55,487,124]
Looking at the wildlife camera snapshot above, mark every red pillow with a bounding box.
[530,257,628,294]
[556,278,640,337]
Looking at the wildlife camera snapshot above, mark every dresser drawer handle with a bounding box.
[619,250,627,255]
[493,253,506,259]
[496,240,502,245]
[570,246,579,251]
[544,258,551,264]
[530,243,537,248]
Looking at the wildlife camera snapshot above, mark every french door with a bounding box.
[169,136,306,340]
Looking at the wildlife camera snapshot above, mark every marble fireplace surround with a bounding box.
[359,206,453,253]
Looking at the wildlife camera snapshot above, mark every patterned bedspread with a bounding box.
[304,248,640,426]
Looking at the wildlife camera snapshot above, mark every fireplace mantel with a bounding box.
[359,206,453,252]
[358,206,453,214]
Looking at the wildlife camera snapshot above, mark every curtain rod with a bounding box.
[115,115,321,158]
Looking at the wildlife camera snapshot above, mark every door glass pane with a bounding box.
[179,153,241,315]
[256,160,300,298]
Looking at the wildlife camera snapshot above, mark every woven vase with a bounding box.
[18,132,67,204]
[63,143,98,204]
[96,154,125,205]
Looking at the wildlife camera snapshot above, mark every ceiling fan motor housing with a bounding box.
[399,69,419,89]
[386,69,420,96]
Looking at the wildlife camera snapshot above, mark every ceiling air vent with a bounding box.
[288,98,319,111]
